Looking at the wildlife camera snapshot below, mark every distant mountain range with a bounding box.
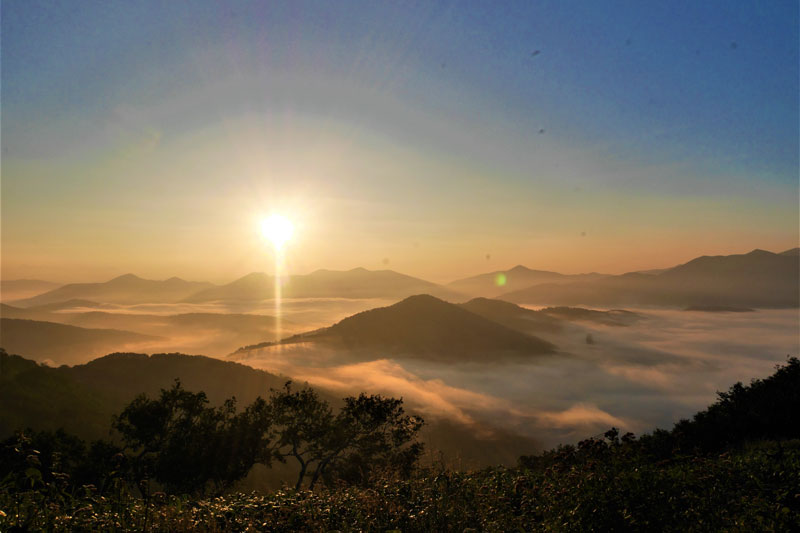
[499,249,799,308]
[5,247,798,309]
[11,274,215,307]
[185,268,461,303]
[447,266,606,298]
[7,269,462,307]
[236,294,555,363]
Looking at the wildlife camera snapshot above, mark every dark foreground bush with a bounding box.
[2,440,799,532]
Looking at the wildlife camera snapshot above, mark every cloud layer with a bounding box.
[238,308,799,448]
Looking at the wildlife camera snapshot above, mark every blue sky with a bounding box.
[2,0,798,281]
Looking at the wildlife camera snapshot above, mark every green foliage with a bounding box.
[671,356,800,452]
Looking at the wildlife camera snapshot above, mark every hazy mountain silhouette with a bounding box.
[185,268,462,302]
[1,279,61,301]
[538,307,643,326]
[0,300,116,321]
[23,299,113,312]
[499,249,799,308]
[12,274,215,307]
[457,298,563,334]
[0,318,159,365]
[684,305,755,312]
[448,266,606,298]
[779,247,799,256]
[0,303,40,320]
[239,294,555,363]
[0,303,282,357]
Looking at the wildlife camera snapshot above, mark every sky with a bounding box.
[2,0,798,283]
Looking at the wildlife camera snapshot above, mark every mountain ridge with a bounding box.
[235,294,555,363]
[499,248,799,308]
[186,268,462,303]
[13,275,216,307]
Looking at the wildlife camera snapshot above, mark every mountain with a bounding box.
[500,249,799,308]
[11,274,215,307]
[239,294,555,363]
[1,279,62,301]
[447,266,606,298]
[457,298,563,334]
[780,247,800,256]
[0,318,159,365]
[185,268,462,302]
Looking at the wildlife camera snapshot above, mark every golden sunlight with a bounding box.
[261,214,294,250]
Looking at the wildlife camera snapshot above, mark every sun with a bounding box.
[261,214,294,250]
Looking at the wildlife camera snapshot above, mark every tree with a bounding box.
[312,393,424,488]
[267,382,335,490]
[267,382,424,490]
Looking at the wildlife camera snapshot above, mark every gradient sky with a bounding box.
[2,0,798,283]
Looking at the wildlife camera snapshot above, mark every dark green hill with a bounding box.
[267,294,555,362]
[0,350,289,441]
[67,352,290,407]
[0,351,114,439]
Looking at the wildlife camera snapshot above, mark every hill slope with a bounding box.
[0,318,159,365]
[0,351,289,441]
[457,298,563,334]
[246,294,555,363]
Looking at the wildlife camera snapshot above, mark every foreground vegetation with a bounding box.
[2,357,799,531]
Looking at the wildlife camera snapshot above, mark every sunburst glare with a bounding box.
[261,214,294,251]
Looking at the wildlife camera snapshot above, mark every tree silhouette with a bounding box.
[112,380,271,495]
[267,382,424,490]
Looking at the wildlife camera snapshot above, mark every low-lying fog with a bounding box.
[6,294,798,452]
[8,298,393,360]
[236,308,799,449]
